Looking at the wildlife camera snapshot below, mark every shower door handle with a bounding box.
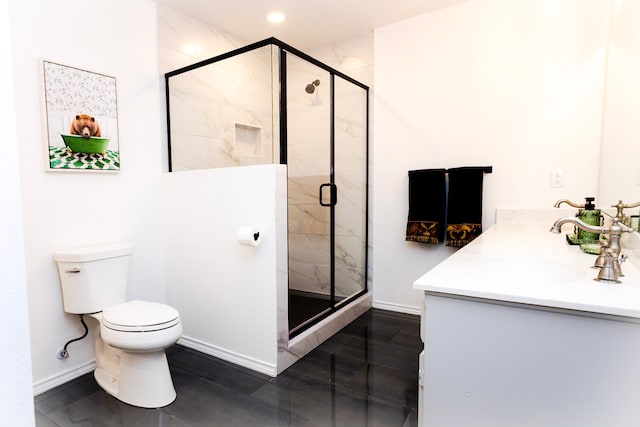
[319,183,337,207]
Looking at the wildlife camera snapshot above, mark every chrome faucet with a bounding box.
[550,215,635,283]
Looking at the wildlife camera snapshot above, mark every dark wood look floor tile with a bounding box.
[167,346,272,395]
[252,374,412,427]
[343,362,419,410]
[46,390,191,426]
[35,308,422,427]
[34,373,100,416]
[164,377,319,427]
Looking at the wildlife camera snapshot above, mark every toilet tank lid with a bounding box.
[54,243,134,262]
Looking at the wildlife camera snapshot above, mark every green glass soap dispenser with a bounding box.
[554,197,601,245]
[575,197,601,244]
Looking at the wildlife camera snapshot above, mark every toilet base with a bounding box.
[95,349,177,408]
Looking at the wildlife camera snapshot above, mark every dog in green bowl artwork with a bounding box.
[61,114,110,156]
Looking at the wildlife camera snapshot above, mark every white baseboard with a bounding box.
[33,360,96,396]
[177,336,277,377]
[372,300,422,316]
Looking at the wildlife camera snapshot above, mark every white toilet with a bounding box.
[54,243,183,408]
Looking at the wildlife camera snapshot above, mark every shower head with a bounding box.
[305,79,320,94]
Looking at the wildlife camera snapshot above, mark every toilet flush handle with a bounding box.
[66,267,81,274]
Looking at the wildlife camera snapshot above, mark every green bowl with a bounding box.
[61,134,110,154]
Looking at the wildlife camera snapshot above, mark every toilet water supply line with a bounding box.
[56,314,88,360]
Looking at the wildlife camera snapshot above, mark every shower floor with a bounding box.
[288,291,330,331]
[288,291,346,331]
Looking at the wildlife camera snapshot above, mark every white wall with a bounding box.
[9,0,166,392]
[373,0,611,312]
[0,0,35,423]
[163,165,286,375]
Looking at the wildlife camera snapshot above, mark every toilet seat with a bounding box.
[98,300,183,353]
[102,300,180,333]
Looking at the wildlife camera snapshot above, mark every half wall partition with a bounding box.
[165,38,369,339]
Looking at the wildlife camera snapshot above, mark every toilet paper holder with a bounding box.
[237,226,262,247]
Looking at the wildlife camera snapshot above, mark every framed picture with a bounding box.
[41,60,120,172]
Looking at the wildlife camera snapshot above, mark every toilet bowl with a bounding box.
[89,301,183,408]
[54,244,183,408]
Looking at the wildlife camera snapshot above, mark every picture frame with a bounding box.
[41,60,120,172]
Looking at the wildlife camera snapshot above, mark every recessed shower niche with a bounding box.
[164,37,369,370]
[234,122,263,158]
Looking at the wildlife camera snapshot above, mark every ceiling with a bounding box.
[152,0,468,49]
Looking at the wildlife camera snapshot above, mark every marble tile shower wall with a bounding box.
[168,46,276,171]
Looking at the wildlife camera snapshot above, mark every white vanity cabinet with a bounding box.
[414,223,640,427]
[418,292,640,427]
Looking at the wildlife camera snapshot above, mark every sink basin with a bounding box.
[471,256,589,283]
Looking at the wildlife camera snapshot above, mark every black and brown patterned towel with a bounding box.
[405,169,447,244]
[445,167,484,247]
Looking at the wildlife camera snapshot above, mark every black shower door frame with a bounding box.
[165,37,369,338]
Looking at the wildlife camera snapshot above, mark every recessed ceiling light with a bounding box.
[181,43,202,57]
[267,12,285,24]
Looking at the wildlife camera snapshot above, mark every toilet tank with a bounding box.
[54,244,133,314]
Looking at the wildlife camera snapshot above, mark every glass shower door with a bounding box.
[286,55,333,333]
[285,52,368,335]
[333,76,368,307]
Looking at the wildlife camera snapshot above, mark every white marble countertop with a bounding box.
[413,222,640,318]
